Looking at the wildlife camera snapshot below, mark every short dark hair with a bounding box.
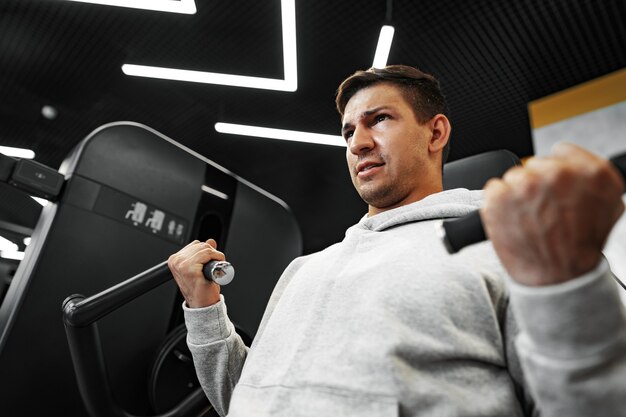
[335,65,451,163]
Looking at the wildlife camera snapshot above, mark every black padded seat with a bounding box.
[443,149,521,190]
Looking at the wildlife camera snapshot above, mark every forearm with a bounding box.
[509,258,626,416]
[184,296,249,417]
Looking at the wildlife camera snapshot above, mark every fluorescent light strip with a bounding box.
[372,25,395,69]
[0,236,18,252]
[215,123,345,147]
[0,146,35,159]
[0,251,25,261]
[65,0,197,14]
[0,236,23,260]
[122,0,297,91]
[31,197,49,206]
[201,185,229,200]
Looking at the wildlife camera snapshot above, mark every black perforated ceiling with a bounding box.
[0,0,624,254]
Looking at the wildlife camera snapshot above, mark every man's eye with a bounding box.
[375,114,389,123]
[344,131,354,140]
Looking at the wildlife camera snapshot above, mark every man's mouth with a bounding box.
[356,161,385,176]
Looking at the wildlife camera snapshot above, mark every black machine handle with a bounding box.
[439,152,626,254]
[62,259,234,417]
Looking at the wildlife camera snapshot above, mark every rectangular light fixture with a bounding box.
[0,236,23,260]
[372,25,395,69]
[0,236,18,252]
[0,146,35,159]
[201,185,229,200]
[64,0,197,14]
[215,123,345,147]
[0,251,25,261]
[31,197,49,206]
[122,66,296,91]
[122,0,297,91]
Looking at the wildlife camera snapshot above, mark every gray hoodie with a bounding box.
[184,188,626,416]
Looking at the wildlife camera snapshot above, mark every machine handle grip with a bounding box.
[203,260,235,286]
[437,211,485,254]
[440,152,626,254]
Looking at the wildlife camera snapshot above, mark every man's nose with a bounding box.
[349,126,375,155]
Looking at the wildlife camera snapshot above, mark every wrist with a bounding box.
[186,293,221,308]
[511,251,603,286]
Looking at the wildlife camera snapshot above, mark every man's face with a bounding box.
[342,82,441,215]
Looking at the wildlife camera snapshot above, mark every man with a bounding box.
[168,65,626,416]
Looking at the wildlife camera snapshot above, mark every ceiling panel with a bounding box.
[0,0,624,254]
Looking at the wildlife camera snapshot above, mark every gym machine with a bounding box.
[0,122,302,416]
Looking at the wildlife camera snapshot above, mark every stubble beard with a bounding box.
[356,177,400,209]
[351,153,407,210]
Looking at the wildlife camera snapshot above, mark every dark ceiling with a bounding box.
[0,0,624,255]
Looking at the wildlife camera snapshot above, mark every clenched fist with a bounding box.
[168,239,225,308]
[482,142,625,286]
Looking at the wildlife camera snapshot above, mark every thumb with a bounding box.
[206,238,218,249]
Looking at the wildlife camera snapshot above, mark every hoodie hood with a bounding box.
[355,188,483,232]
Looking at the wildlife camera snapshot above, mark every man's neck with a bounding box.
[367,185,444,217]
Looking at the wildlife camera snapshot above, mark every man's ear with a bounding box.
[428,114,451,154]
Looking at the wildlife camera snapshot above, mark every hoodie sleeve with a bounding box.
[182,255,312,417]
[508,257,626,416]
[184,295,248,417]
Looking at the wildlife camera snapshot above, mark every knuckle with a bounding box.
[501,166,523,183]
[482,179,500,202]
[593,159,616,183]
[520,171,543,196]
[167,253,179,268]
[534,163,565,190]
[483,177,498,189]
